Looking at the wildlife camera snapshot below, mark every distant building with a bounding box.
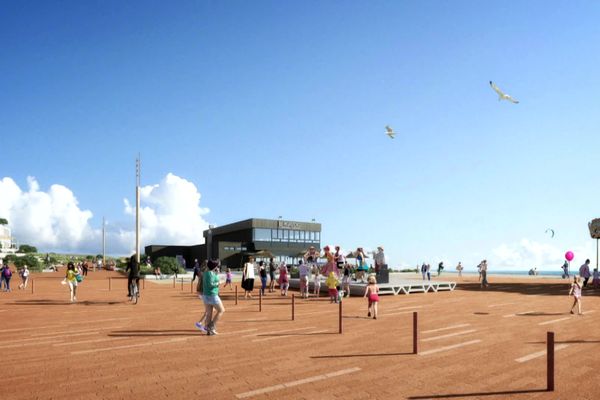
[0,223,19,262]
[145,218,321,269]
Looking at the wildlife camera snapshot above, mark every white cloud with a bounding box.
[491,238,594,270]
[121,173,210,250]
[0,173,211,255]
[0,176,97,251]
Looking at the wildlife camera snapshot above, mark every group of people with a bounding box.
[0,263,31,292]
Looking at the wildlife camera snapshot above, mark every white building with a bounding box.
[0,224,18,255]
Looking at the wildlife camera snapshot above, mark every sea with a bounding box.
[450,270,566,277]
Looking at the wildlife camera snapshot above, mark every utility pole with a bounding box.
[136,155,141,264]
[102,217,106,271]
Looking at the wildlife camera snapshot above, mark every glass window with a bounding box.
[283,230,289,240]
[309,231,314,241]
[315,232,320,241]
[299,231,305,241]
[253,228,271,241]
[293,230,299,240]
[272,229,280,242]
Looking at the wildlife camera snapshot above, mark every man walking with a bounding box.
[579,259,591,287]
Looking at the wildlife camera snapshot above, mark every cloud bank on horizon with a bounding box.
[0,173,211,255]
[0,174,593,268]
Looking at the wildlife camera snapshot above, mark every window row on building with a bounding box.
[253,228,320,243]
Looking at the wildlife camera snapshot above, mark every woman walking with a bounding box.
[355,247,368,283]
[2,263,13,292]
[202,259,225,335]
[258,261,268,295]
[268,257,276,293]
[64,262,80,302]
[242,256,255,299]
[18,265,30,290]
[278,262,289,296]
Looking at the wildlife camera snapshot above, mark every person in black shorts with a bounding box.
[126,255,140,297]
[268,258,276,293]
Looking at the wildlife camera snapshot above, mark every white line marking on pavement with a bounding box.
[252,329,329,343]
[235,367,361,399]
[243,326,315,338]
[419,340,481,356]
[383,310,422,316]
[515,345,569,363]
[385,305,423,312]
[503,311,535,318]
[421,329,477,342]
[54,337,129,347]
[422,324,471,334]
[488,302,516,308]
[30,326,123,337]
[538,317,571,326]
[71,337,190,355]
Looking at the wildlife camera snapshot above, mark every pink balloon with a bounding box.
[565,251,574,262]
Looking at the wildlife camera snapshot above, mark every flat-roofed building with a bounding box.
[145,218,321,269]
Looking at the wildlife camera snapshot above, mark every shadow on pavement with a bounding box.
[408,388,548,399]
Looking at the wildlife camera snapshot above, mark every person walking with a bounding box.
[437,262,444,277]
[18,265,30,290]
[561,261,569,279]
[456,262,463,278]
[421,263,427,281]
[268,257,276,293]
[201,259,225,335]
[426,264,431,281]
[64,262,79,302]
[258,261,268,296]
[278,262,289,296]
[342,263,351,298]
[569,276,583,315]
[2,263,13,292]
[242,256,255,299]
[374,246,386,274]
[579,259,591,288]
[363,274,380,319]
[191,260,203,283]
[480,260,489,288]
[298,259,309,298]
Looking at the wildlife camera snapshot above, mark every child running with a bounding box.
[363,274,380,319]
[223,267,233,290]
[325,272,339,303]
[569,275,583,315]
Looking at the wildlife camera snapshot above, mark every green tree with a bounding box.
[9,254,42,271]
[154,256,184,275]
[18,244,38,253]
[0,218,8,225]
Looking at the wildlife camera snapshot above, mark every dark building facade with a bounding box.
[145,218,321,269]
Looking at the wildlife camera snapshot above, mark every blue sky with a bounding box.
[1,1,599,269]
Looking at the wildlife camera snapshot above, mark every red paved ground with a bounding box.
[2,271,599,399]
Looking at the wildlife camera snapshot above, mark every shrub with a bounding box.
[12,254,42,271]
[154,257,185,275]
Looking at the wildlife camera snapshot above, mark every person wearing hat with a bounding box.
[374,246,386,274]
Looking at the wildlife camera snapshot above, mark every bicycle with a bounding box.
[129,279,139,304]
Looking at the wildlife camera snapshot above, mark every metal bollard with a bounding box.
[173,276,176,288]
[413,312,419,354]
[143,277,145,290]
[181,278,184,291]
[31,279,34,294]
[259,290,262,312]
[338,300,343,334]
[109,277,112,291]
[292,294,295,321]
[547,331,555,391]
[235,285,238,305]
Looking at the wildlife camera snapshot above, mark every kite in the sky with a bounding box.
[545,228,555,238]
[385,125,395,139]
[489,81,519,104]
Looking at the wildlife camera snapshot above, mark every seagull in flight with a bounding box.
[489,81,519,104]
[385,125,395,139]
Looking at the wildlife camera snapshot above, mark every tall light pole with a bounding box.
[102,217,106,271]
[135,155,141,264]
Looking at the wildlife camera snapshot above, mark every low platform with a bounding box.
[289,276,456,296]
